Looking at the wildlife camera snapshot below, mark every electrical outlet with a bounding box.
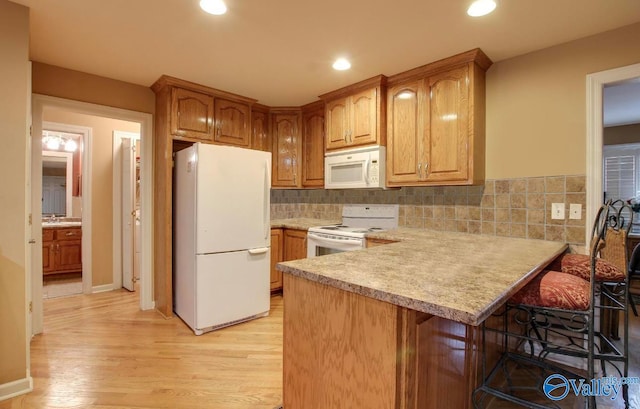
[569,204,582,220]
[551,203,565,220]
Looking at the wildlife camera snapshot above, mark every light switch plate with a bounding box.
[551,203,565,220]
[569,203,582,220]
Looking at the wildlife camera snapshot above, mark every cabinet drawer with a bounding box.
[43,229,54,242]
[55,228,82,240]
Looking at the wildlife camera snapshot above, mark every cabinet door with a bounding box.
[251,110,270,152]
[56,240,82,272]
[214,98,250,147]
[272,113,302,188]
[325,98,349,151]
[424,66,469,183]
[43,242,55,274]
[270,229,284,291]
[170,88,214,141]
[284,229,307,261]
[302,108,325,188]
[387,81,426,185]
[350,88,378,146]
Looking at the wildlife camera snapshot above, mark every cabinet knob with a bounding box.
[418,163,422,179]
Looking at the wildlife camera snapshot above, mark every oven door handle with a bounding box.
[308,233,363,245]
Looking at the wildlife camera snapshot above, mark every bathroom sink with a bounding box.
[42,221,82,228]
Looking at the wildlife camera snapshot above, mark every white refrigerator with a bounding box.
[174,142,271,335]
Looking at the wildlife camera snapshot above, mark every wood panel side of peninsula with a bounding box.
[283,274,494,409]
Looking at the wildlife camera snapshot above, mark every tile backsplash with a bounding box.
[271,175,587,245]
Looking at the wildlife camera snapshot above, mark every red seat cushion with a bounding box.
[547,253,625,283]
[510,270,590,310]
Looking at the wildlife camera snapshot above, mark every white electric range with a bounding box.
[307,204,399,258]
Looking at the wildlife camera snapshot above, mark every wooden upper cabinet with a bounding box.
[301,101,325,188]
[320,75,386,152]
[162,77,256,147]
[387,81,426,184]
[424,66,469,183]
[350,88,378,146]
[214,98,250,147]
[386,49,491,187]
[251,105,271,152]
[170,88,215,141]
[272,110,302,188]
[325,98,349,150]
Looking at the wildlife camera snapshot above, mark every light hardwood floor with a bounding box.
[1,290,283,409]
[2,289,637,408]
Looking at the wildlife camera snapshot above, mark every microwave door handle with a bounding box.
[364,159,370,185]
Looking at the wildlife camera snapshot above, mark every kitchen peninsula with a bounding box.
[276,228,567,409]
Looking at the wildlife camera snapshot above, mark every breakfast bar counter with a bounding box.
[276,228,567,409]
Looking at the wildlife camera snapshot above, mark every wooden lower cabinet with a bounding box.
[270,228,284,291]
[283,229,307,261]
[283,274,488,409]
[43,227,82,275]
[270,228,308,292]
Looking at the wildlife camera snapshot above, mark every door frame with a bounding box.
[31,94,154,335]
[112,130,140,290]
[586,62,640,244]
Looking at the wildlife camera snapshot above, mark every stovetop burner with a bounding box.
[308,204,400,238]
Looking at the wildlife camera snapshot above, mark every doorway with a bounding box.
[113,131,142,292]
[41,128,85,299]
[586,63,640,243]
[31,94,154,336]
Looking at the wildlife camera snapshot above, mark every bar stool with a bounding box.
[473,201,632,409]
[629,243,640,317]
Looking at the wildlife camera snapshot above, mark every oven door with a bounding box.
[306,231,364,258]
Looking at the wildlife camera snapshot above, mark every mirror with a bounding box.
[42,151,73,217]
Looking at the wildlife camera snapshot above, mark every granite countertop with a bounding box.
[276,225,567,326]
[271,218,340,231]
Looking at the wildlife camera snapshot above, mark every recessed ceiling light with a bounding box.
[467,0,496,17]
[200,0,227,15]
[332,58,351,71]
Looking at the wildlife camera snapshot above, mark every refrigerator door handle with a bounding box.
[263,159,270,240]
[248,247,269,255]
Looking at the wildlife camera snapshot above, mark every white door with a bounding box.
[194,144,271,254]
[121,138,135,291]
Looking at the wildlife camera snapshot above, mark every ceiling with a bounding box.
[9,0,640,106]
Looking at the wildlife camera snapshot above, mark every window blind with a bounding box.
[603,143,640,203]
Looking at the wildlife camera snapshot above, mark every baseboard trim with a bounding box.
[92,284,114,293]
[0,376,33,402]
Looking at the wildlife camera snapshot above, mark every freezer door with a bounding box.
[195,143,271,254]
[195,250,270,331]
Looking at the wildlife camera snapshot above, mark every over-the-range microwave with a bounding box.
[324,145,386,189]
